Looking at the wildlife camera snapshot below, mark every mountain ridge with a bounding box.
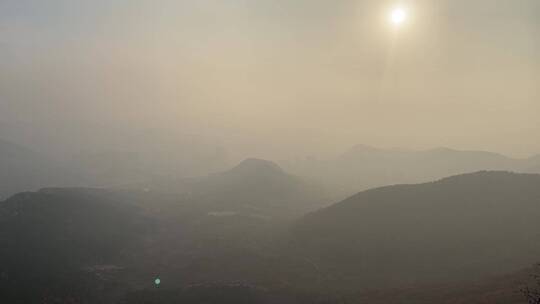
[293,171,540,287]
[0,139,87,199]
[283,145,540,196]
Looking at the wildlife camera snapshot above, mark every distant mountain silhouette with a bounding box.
[293,171,540,287]
[283,145,540,196]
[0,139,86,199]
[525,154,540,173]
[225,158,286,176]
[135,158,328,217]
[193,159,302,199]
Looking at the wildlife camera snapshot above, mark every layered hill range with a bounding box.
[127,158,329,218]
[0,159,326,302]
[0,138,325,214]
[282,145,540,196]
[2,137,539,202]
[2,169,540,302]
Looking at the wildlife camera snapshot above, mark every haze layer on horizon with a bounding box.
[1,0,539,160]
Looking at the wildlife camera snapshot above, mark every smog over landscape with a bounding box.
[1,1,540,303]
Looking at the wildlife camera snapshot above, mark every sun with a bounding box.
[390,7,407,26]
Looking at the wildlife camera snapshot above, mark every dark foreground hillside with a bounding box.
[294,171,540,287]
[119,267,534,304]
[0,188,155,303]
[1,171,540,303]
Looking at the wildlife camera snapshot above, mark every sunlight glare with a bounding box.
[390,7,407,26]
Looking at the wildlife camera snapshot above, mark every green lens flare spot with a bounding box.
[154,278,161,286]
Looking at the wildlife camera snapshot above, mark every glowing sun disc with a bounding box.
[390,7,407,25]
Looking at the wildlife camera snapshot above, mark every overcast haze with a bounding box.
[1,0,539,161]
[3,2,540,303]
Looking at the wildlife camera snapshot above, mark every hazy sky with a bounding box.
[1,0,539,160]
